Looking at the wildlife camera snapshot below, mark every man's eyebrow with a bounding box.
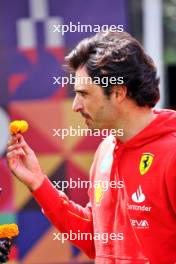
[74,89,88,93]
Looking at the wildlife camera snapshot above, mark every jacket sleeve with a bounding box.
[32,177,95,259]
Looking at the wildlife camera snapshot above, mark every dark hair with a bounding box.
[65,31,160,107]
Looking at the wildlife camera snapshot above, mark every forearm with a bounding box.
[32,176,95,258]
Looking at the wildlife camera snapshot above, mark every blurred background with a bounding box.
[0,0,175,263]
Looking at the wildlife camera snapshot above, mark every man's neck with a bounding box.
[117,107,157,143]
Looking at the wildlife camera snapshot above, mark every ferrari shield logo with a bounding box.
[139,153,154,175]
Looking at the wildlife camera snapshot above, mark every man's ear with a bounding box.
[111,85,127,102]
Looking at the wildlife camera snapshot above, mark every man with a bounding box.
[7,31,176,263]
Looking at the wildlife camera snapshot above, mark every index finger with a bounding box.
[17,134,34,155]
[7,134,20,146]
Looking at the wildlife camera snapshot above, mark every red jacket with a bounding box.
[33,109,176,264]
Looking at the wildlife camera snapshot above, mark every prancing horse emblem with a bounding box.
[139,153,154,175]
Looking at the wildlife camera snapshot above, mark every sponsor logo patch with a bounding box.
[139,153,154,175]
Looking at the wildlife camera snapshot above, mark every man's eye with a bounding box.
[80,92,87,96]
[76,91,87,97]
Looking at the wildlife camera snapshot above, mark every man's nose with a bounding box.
[72,95,83,112]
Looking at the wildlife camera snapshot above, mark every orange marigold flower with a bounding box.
[0,224,19,239]
[9,120,29,135]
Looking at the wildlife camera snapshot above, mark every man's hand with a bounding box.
[0,239,12,263]
[7,134,45,191]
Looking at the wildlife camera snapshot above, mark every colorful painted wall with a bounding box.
[0,0,128,263]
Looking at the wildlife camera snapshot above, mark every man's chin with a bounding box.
[85,124,94,130]
[85,124,102,131]
[85,123,96,131]
[85,118,93,129]
[85,119,105,131]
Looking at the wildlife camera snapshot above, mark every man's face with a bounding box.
[72,67,119,130]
